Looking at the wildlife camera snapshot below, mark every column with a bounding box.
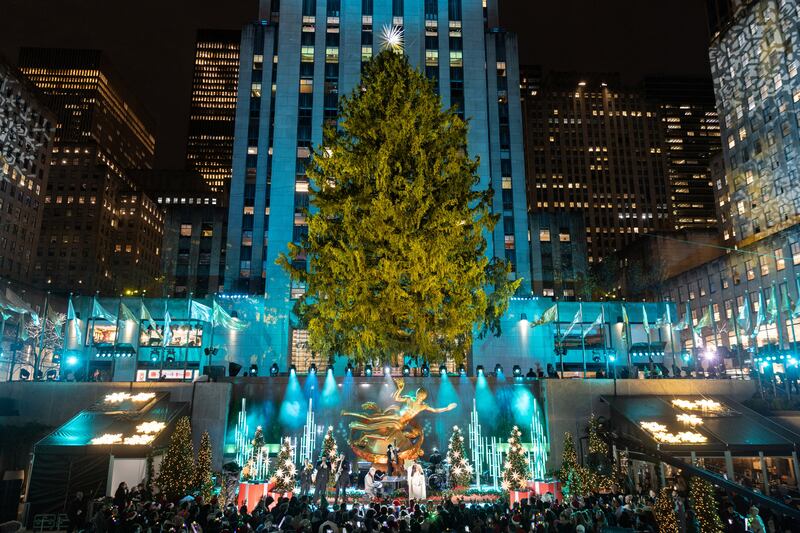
[724,451,735,481]
[792,451,800,492]
[759,451,769,495]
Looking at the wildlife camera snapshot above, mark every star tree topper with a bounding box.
[380,25,404,52]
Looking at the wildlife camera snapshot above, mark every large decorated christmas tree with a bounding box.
[654,487,680,533]
[157,416,195,501]
[271,437,296,494]
[586,414,613,492]
[321,426,338,487]
[446,426,473,489]
[195,431,213,502]
[501,425,530,492]
[689,477,724,533]
[558,432,588,497]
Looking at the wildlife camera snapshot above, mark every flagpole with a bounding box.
[184,292,192,382]
[710,302,720,377]
[773,282,789,400]
[160,297,168,379]
[34,291,49,380]
[85,292,99,381]
[667,301,677,373]
[732,303,743,379]
[111,294,123,382]
[208,295,217,372]
[580,303,586,378]
[556,300,563,378]
[644,302,653,376]
[602,304,609,377]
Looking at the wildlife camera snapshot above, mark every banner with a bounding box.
[531,304,558,327]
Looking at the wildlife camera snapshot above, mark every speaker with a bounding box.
[204,366,226,380]
[228,362,243,377]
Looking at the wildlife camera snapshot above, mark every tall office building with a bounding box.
[186,30,241,192]
[18,48,164,295]
[226,0,531,360]
[644,77,721,231]
[0,56,55,284]
[708,0,800,247]
[522,72,671,264]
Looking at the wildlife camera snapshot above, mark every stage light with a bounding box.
[609,355,616,362]
[66,355,79,367]
[495,363,503,375]
[420,363,430,377]
[346,363,353,374]
[384,365,391,375]
[290,365,297,375]
[364,365,373,377]
[512,365,522,377]
[439,365,447,377]
[309,363,317,374]
[402,365,410,376]
[458,365,466,376]
[270,363,279,376]
[249,364,258,376]
[476,365,485,376]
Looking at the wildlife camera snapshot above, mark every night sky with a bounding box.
[0,0,710,169]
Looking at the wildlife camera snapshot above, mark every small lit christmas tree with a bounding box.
[242,425,270,482]
[654,487,679,533]
[501,425,530,492]
[321,426,338,459]
[446,426,473,489]
[157,416,195,501]
[271,437,296,494]
[195,431,213,502]
[558,432,587,498]
[689,477,724,533]
[586,414,612,492]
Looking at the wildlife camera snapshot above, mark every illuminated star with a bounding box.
[380,25,404,52]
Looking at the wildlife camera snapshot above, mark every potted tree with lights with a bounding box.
[501,426,531,506]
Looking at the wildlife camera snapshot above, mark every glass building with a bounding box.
[225,0,531,360]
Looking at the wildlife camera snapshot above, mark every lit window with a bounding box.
[251,83,262,97]
[301,46,315,62]
[247,146,258,155]
[180,224,192,237]
[539,229,551,242]
[501,177,512,190]
[559,232,570,242]
[775,248,785,271]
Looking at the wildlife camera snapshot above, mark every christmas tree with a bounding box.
[157,416,195,501]
[654,487,680,533]
[446,426,473,488]
[689,477,724,533]
[271,437,296,494]
[242,425,269,482]
[195,431,213,502]
[501,425,530,492]
[586,414,612,492]
[277,49,520,365]
[321,426,338,487]
[558,432,587,497]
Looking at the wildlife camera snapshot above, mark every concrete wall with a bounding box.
[541,378,758,473]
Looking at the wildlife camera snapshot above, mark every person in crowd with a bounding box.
[66,491,86,533]
[113,482,128,509]
[747,505,767,533]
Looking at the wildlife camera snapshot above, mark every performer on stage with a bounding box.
[386,444,399,476]
[364,466,383,500]
[408,463,426,501]
[333,453,351,505]
[313,454,332,503]
[299,458,314,497]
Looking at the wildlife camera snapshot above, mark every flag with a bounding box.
[67,297,82,346]
[561,304,583,338]
[91,298,117,322]
[754,292,766,334]
[622,304,629,326]
[531,304,558,327]
[120,302,138,324]
[213,301,248,331]
[642,305,651,334]
[783,286,793,315]
[737,296,752,334]
[582,312,603,338]
[673,303,691,332]
[767,286,779,324]
[695,305,712,329]
[162,311,173,347]
[4,288,37,320]
[190,300,213,323]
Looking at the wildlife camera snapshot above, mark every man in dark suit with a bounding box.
[314,455,332,504]
[386,444,398,476]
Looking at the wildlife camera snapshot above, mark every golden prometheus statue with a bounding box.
[342,377,456,464]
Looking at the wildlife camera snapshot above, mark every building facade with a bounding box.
[186,29,241,192]
[522,72,672,264]
[18,48,163,295]
[225,0,531,362]
[527,212,588,299]
[644,77,721,231]
[132,169,228,298]
[0,56,55,284]
[709,0,800,247]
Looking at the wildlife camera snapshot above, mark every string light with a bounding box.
[104,392,156,403]
[640,421,707,444]
[136,421,166,434]
[676,414,703,426]
[671,399,722,412]
[91,433,123,445]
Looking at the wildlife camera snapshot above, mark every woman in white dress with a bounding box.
[408,463,426,501]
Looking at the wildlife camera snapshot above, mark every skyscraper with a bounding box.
[186,29,241,192]
[0,55,55,284]
[709,0,800,247]
[226,0,530,360]
[644,77,721,231]
[18,48,163,295]
[522,72,671,264]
